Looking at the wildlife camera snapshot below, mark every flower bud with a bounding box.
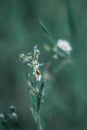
[0,113,5,121]
[9,106,16,113]
[10,112,18,123]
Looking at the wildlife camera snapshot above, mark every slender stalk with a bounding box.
[39,19,56,45]
[34,113,43,130]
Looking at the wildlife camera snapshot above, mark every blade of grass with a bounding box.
[39,19,56,45]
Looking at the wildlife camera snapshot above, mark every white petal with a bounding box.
[57,39,72,53]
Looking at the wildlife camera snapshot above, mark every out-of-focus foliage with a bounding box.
[0,0,87,130]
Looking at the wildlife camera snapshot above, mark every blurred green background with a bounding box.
[0,0,87,130]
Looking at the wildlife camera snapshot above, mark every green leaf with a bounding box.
[37,80,46,112]
[30,90,38,120]
[39,19,49,35]
[39,19,56,44]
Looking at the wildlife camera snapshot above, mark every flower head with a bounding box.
[19,45,43,81]
[57,39,72,54]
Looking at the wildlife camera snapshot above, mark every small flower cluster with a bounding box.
[53,39,72,59]
[0,106,18,129]
[19,45,44,81]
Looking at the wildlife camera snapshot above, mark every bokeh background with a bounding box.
[0,0,87,130]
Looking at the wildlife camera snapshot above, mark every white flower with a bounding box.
[19,53,32,63]
[57,39,72,54]
[36,74,42,81]
[19,53,25,58]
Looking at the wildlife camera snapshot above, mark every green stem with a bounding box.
[39,19,56,45]
[34,113,43,130]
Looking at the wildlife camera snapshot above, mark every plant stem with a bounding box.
[34,113,43,130]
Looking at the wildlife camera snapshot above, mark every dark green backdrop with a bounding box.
[0,0,87,130]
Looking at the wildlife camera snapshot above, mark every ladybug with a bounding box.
[36,70,41,75]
